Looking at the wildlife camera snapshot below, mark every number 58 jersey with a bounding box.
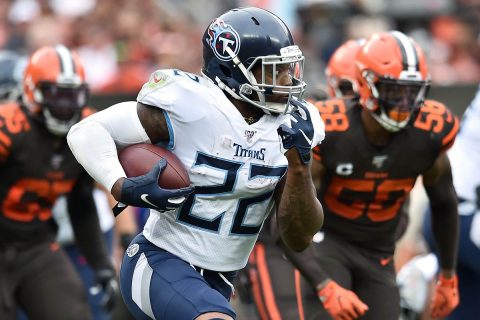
[137,69,325,271]
[313,98,458,253]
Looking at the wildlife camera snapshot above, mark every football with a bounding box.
[118,143,190,189]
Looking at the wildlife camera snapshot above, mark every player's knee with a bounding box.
[194,312,234,320]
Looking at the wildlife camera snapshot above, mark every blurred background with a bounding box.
[1,0,479,114]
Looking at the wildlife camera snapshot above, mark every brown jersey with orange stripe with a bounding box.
[0,102,95,244]
[313,98,459,253]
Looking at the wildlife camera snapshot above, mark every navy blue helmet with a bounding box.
[202,7,305,114]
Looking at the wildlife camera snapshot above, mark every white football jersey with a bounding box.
[449,86,480,203]
[137,69,325,271]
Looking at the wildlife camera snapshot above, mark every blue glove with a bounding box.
[277,97,315,164]
[120,159,194,211]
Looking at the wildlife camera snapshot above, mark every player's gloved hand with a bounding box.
[317,280,369,320]
[430,274,459,318]
[277,97,315,164]
[92,268,119,312]
[120,159,194,211]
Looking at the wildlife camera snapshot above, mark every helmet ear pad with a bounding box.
[33,88,43,104]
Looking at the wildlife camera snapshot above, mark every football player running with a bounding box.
[67,7,325,320]
[279,31,460,320]
[0,46,118,320]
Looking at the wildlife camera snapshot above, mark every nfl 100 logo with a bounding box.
[206,19,241,61]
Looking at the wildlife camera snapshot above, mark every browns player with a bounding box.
[0,46,118,320]
[280,31,460,320]
[324,39,364,99]
[239,38,366,320]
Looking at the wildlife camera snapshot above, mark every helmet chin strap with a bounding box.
[370,108,409,132]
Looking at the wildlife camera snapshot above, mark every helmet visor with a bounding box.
[37,82,89,121]
[375,78,428,123]
[256,54,305,96]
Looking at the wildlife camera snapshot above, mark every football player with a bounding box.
[67,7,325,320]
[0,46,119,320]
[325,38,365,99]
[279,31,460,320]
[241,38,366,320]
[421,85,480,319]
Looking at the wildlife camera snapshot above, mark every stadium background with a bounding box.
[1,0,479,114]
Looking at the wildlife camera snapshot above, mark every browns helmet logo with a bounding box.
[206,19,240,62]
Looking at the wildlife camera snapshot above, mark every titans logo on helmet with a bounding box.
[206,19,240,62]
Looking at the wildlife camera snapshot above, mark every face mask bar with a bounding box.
[364,72,430,131]
[34,82,89,135]
[216,45,306,114]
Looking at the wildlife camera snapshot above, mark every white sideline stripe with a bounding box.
[391,31,417,72]
[132,253,155,319]
[55,45,75,77]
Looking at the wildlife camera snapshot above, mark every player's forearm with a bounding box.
[430,199,459,271]
[67,116,126,192]
[426,176,459,271]
[277,150,324,251]
[68,181,112,270]
[67,102,149,193]
[279,240,329,287]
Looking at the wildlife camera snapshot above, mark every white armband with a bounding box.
[67,101,150,191]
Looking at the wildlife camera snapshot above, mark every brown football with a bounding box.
[118,143,190,189]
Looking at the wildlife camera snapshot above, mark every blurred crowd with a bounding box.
[1,0,480,95]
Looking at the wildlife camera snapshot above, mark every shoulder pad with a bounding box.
[0,102,30,161]
[137,69,207,109]
[312,98,352,132]
[137,69,176,105]
[414,100,459,151]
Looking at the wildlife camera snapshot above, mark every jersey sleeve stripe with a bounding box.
[442,116,459,148]
[163,110,174,149]
[254,243,283,320]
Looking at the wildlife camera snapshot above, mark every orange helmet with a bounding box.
[356,31,430,132]
[325,39,365,98]
[23,45,89,135]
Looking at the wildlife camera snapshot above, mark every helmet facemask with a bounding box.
[363,71,430,132]
[34,81,89,136]
[237,45,306,114]
[206,44,306,114]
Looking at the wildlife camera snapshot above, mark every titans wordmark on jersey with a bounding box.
[137,69,325,271]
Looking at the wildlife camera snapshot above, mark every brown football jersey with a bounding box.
[0,102,94,244]
[313,98,459,253]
